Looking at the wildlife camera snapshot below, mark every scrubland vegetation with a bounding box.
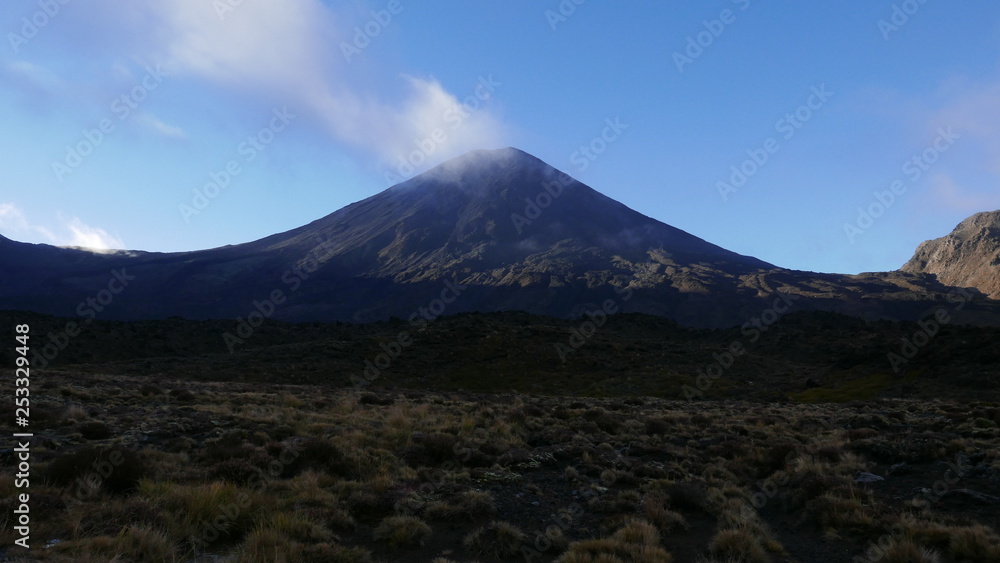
[2,370,999,561]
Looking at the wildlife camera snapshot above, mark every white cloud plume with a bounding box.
[43,0,506,169]
[62,215,125,250]
[0,203,124,251]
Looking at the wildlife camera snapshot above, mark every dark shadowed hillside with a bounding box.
[2,148,999,328]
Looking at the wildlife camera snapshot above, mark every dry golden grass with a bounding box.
[557,518,672,562]
[8,370,999,561]
[373,515,432,548]
[870,537,942,562]
[708,527,770,563]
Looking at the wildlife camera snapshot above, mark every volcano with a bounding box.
[1,147,998,328]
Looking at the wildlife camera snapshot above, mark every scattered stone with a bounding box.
[855,471,885,483]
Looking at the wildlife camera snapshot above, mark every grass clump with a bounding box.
[425,489,497,521]
[44,446,145,495]
[372,515,432,548]
[464,520,528,560]
[47,526,177,562]
[557,518,672,562]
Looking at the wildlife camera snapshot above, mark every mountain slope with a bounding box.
[901,210,1000,299]
[243,147,773,277]
[1,148,999,328]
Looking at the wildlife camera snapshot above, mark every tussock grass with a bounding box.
[17,370,1000,561]
[372,515,432,548]
[557,518,673,562]
[464,520,527,559]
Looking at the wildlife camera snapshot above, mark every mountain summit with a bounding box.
[1,148,999,327]
[255,147,772,284]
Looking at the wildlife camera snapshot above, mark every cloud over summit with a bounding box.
[37,0,507,170]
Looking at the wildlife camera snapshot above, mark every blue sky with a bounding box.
[1,1,999,274]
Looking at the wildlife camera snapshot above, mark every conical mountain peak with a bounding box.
[14,148,1000,328]
[318,147,773,272]
[388,146,569,200]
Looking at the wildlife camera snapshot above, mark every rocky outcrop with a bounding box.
[902,211,1000,299]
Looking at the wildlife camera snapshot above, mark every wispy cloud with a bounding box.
[5,60,61,88]
[310,74,507,166]
[893,75,1000,216]
[62,215,126,250]
[0,203,55,240]
[0,60,64,109]
[136,113,186,139]
[929,77,1000,178]
[925,173,999,214]
[0,203,124,251]
[153,0,507,165]
[14,0,506,168]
